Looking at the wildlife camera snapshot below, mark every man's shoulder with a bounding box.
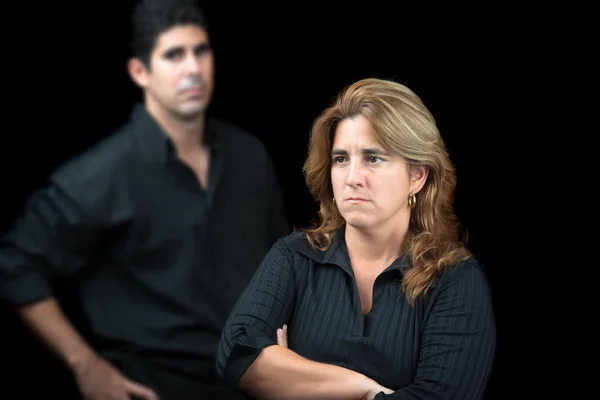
[210,117,268,156]
[50,126,135,187]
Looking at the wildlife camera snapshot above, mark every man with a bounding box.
[0,0,289,399]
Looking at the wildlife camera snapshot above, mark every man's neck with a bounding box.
[145,101,206,156]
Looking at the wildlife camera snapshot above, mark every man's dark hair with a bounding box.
[130,0,210,66]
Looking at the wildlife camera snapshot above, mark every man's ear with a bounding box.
[127,57,149,89]
[410,165,429,193]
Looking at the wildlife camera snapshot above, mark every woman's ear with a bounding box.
[410,165,429,193]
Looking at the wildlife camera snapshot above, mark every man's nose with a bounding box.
[185,54,201,73]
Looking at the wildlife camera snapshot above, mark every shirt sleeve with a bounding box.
[0,181,101,306]
[375,261,497,400]
[216,238,296,387]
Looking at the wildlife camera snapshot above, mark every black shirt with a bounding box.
[217,228,496,400]
[0,104,289,386]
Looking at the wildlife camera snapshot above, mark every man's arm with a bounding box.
[0,184,97,304]
[216,240,392,400]
[1,181,157,399]
[18,298,96,372]
[1,183,101,381]
[18,298,157,400]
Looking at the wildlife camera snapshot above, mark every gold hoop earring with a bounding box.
[407,190,416,209]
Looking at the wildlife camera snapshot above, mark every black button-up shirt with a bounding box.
[217,228,496,399]
[0,104,289,380]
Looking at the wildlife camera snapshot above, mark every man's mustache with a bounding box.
[177,77,207,93]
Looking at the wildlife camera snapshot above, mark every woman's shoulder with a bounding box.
[435,255,492,293]
[278,229,316,255]
[274,229,333,264]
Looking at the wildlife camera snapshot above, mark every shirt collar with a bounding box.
[287,225,409,277]
[126,103,219,163]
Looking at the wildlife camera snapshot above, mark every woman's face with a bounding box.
[330,115,426,231]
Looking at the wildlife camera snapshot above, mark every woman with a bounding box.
[216,78,496,400]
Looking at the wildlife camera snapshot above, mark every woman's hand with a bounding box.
[276,324,288,347]
[276,324,394,399]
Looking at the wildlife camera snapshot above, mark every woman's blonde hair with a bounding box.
[302,77,471,305]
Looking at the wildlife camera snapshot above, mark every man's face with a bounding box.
[132,24,215,120]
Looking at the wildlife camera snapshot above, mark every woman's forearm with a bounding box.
[239,344,387,400]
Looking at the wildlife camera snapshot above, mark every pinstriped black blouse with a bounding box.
[216,228,496,400]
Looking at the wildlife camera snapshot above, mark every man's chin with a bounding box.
[176,103,208,119]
